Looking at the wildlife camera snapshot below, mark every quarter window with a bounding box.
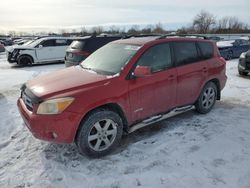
[198,42,214,59]
[173,42,199,66]
[136,43,172,72]
[55,39,67,46]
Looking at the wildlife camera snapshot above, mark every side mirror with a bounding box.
[38,44,43,48]
[133,66,152,78]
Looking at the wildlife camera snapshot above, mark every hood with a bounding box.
[5,45,34,52]
[26,66,109,98]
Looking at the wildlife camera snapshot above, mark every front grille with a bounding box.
[246,56,250,63]
[22,91,33,111]
[246,62,250,70]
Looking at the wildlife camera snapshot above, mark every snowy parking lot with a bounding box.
[0,52,250,188]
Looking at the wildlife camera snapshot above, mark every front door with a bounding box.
[36,39,56,61]
[128,43,177,122]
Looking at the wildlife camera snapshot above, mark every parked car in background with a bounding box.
[0,38,13,46]
[17,35,227,157]
[0,43,5,52]
[217,39,250,60]
[207,36,223,41]
[238,50,250,76]
[65,35,122,67]
[6,37,74,65]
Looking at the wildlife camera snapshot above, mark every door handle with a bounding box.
[168,75,175,80]
[202,67,208,73]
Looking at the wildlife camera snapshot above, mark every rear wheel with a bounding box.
[76,109,123,157]
[17,55,33,66]
[195,82,217,114]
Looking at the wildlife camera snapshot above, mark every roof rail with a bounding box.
[123,34,161,39]
[158,34,209,40]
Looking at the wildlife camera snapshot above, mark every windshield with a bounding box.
[23,40,34,46]
[80,43,140,75]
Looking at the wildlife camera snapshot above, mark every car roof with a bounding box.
[113,36,211,46]
[72,35,122,41]
[113,37,159,45]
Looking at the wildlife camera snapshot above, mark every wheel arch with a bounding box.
[17,54,34,64]
[207,78,221,100]
[74,102,129,142]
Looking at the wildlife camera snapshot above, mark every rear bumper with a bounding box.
[17,98,82,143]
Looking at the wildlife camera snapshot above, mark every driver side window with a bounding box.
[136,43,172,73]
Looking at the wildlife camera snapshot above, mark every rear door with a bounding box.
[173,41,208,106]
[128,43,177,122]
[54,39,69,60]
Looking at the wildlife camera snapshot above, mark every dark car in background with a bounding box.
[217,39,250,60]
[0,38,13,46]
[64,35,122,67]
[238,50,250,76]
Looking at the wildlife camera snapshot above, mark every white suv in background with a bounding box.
[6,37,73,65]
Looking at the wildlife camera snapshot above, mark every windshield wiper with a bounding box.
[79,64,91,70]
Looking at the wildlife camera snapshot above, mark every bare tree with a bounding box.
[109,25,120,34]
[80,27,88,36]
[153,22,165,34]
[193,10,216,33]
[127,25,140,35]
[216,16,249,33]
[91,26,103,35]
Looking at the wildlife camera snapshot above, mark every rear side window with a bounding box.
[173,42,199,66]
[137,43,172,72]
[198,42,214,59]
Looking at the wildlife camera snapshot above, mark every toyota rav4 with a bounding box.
[17,35,227,157]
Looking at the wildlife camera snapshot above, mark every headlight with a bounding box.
[240,53,246,59]
[37,97,74,114]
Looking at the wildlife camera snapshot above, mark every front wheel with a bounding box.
[195,82,217,114]
[17,55,33,66]
[76,109,123,157]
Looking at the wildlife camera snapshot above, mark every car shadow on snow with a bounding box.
[40,99,250,166]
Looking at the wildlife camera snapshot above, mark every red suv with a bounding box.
[17,35,227,157]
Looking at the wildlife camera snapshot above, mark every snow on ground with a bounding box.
[0,52,250,188]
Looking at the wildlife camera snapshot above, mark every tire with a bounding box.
[17,55,33,66]
[195,82,217,114]
[76,109,123,157]
[238,70,248,76]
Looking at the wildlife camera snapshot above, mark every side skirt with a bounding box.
[128,105,195,133]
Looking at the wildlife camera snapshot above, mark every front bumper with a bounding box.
[7,51,17,63]
[17,97,82,143]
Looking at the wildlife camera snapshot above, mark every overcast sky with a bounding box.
[0,0,249,33]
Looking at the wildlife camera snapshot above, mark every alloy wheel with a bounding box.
[88,119,117,151]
